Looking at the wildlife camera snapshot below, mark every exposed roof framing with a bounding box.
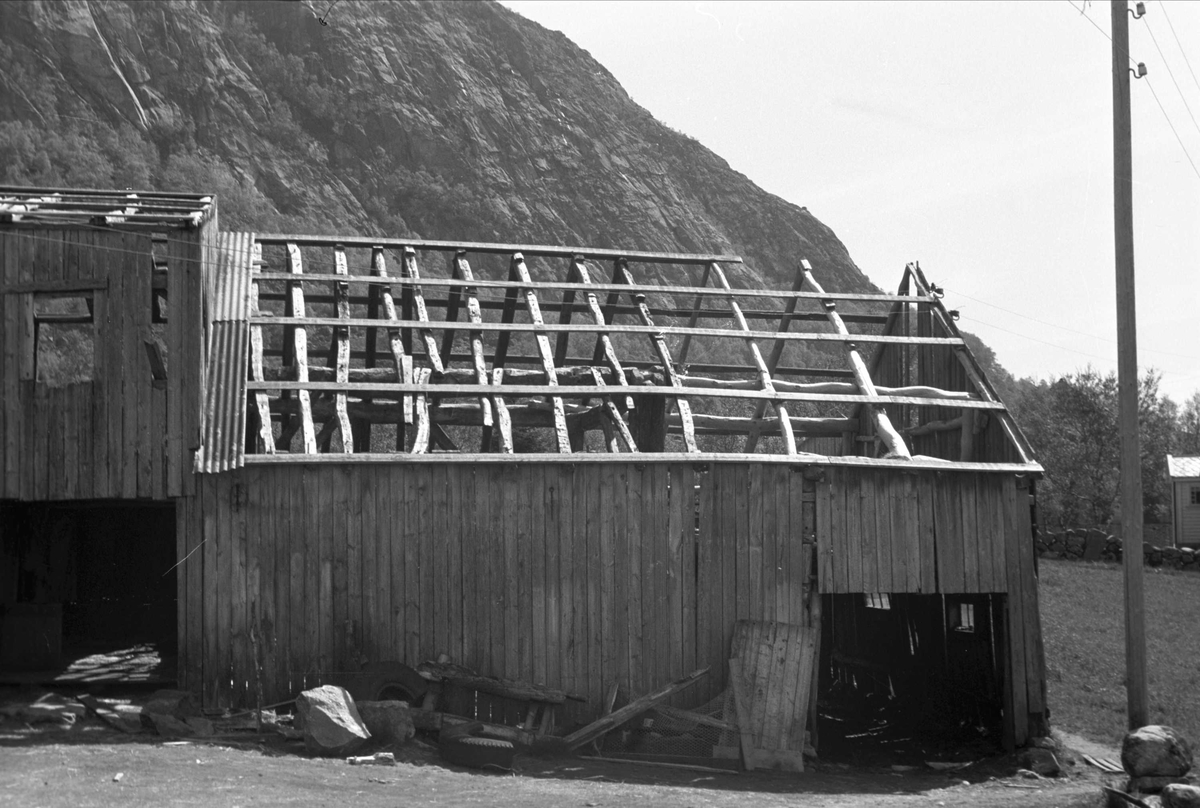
[212,234,1037,470]
[0,186,215,228]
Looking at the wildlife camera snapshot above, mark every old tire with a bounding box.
[440,734,516,771]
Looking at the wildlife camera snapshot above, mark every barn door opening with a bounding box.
[0,501,176,685]
[815,592,1006,765]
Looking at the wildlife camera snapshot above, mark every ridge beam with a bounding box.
[708,262,796,454]
[511,253,571,453]
[801,259,910,461]
[613,258,698,453]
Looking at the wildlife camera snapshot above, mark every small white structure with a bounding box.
[1167,455,1200,547]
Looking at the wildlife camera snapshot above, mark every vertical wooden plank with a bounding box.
[791,471,810,622]
[271,468,290,699]
[651,464,670,695]
[199,481,218,705]
[669,464,694,699]
[598,463,617,698]
[449,465,466,668]
[487,466,506,676]
[887,474,907,592]
[614,463,631,697]
[859,472,879,593]
[332,467,351,674]
[106,235,126,498]
[844,470,863,593]
[936,474,965,593]
[385,466,403,665]
[517,465,536,683]
[360,465,378,663]
[1014,482,1045,716]
[1,233,21,498]
[285,468,303,693]
[815,469,833,594]
[120,232,140,499]
[722,466,739,670]
[917,473,938,592]
[583,463,602,707]
[32,382,48,499]
[903,473,922,593]
[974,476,994,592]
[47,386,64,499]
[430,465,448,661]
[219,477,236,705]
[556,464,575,696]
[400,463,420,662]
[774,466,792,617]
[176,490,190,694]
[625,463,643,695]
[90,234,109,499]
[253,467,276,705]
[961,473,980,593]
[502,465,521,679]
[747,465,764,624]
[989,477,1009,593]
[694,468,716,702]
[1003,479,1029,745]
[542,465,559,688]
[346,467,363,669]
[131,234,153,498]
[528,465,546,685]
[298,466,318,686]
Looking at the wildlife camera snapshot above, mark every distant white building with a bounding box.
[1167,455,1200,547]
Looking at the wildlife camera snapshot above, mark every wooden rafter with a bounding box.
[612,258,698,453]
[370,248,414,451]
[401,248,444,373]
[708,262,796,455]
[283,243,317,454]
[449,251,493,430]
[800,259,910,460]
[677,262,712,365]
[511,253,571,453]
[412,368,432,453]
[247,240,275,454]
[744,268,806,452]
[491,368,514,453]
[331,247,353,453]
[572,258,634,412]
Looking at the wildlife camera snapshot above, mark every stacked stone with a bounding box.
[1122,725,1197,802]
[1034,529,1200,573]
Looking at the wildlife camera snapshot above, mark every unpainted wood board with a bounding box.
[859,473,879,593]
[2,234,21,497]
[218,475,235,705]
[760,465,779,624]
[252,467,277,705]
[400,465,419,665]
[542,465,560,688]
[747,465,764,623]
[360,465,380,663]
[1002,478,1029,744]
[315,465,333,679]
[557,464,577,698]
[106,239,126,498]
[844,471,863,592]
[199,480,218,705]
[988,476,1009,593]
[120,232,140,499]
[794,473,812,622]
[32,381,48,499]
[432,464,449,662]
[530,464,548,686]
[773,467,792,618]
[651,464,671,694]
[625,464,644,696]
[613,464,632,697]
[723,467,741,669]
[46,386,63,500]
[899,474,920,593]
[733,466,751,625]
[131,233,153,498]
[696,468,718,702]
[233,471,251,705]
[502,466,522,679]
[298,466,319,688]
[484,466,504,677]
[960,473,980,593]
[762,622,794,750]
[1013,484,1045,714]
[269,468,288,699]
[934,475,964,593]
[814,471,832,596]
[670,464,694,702]
[594,463,614,699]
[175,490,189,692]
[887,473,908,592]
[330,467,350,673]
[748,621,778,748]
[454,465,473,669]
[973,476,994,592]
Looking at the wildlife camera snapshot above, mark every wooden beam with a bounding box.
[411,368,432,454]
[253,270,932,305]
[561,667,710,750]
[370,247,413,451]
[612,259,697,453]
[284,243,316,454]
[450,252,492,428]
[572,258,635,411]
[800,259,910,460]
[707,263,796,454]
[746,267,817,452]
[251,314,963,347]
[491,368,513,453]
[677,262,712,365]
[511,253,571,453]
[332,247,353,453]
[247,239,275,454]
[401,248,444,373]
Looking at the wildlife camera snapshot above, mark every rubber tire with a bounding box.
[440,734,517,771]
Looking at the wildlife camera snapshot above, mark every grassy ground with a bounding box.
[1039,557,1200,746]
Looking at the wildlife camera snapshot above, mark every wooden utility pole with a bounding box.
[1111,0,1148,731]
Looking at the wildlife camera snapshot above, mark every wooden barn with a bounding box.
[0,186,1047,760]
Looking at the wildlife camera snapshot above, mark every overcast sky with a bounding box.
[501,0,1200,403]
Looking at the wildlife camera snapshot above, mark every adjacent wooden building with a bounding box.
[0,186,1048,753]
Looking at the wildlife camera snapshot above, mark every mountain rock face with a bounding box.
[0,0,878,298]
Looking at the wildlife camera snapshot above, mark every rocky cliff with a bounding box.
[0,0,880,301]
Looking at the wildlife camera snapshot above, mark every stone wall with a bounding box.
[1036,528,1200,572]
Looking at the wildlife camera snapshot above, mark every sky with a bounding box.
[501,0,1200,403]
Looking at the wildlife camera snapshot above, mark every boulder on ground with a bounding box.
[1133,776,1192,794]
[145,713,195,737]
[1162,784,1200,808]
[295,685,370,757]
[140,689,200,720]
[1021,747,1061,777]
[1123,726,1194,778]
[357,700,415,745]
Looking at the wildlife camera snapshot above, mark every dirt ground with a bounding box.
[0,689,1118,808]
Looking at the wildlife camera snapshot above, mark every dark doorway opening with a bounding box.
[0,501,176,685]
[816,593,1006,765]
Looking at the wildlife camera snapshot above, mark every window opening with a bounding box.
[34,293,95,385]
[1190,487,1200,506]
[864,593,891,610]
[952,601,975,633]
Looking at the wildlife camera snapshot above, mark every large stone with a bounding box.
[140,689,200,724]
[357,701,415,745]
[295,685,371,757]
[1021,747,1061,777]
[1133,776,1192,794]
[1162,784,1200,808]
[1123,726,1194,778]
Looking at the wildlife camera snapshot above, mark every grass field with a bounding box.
[1039,557,1200,746]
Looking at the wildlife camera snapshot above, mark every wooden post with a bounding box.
[1111,0,1148,730]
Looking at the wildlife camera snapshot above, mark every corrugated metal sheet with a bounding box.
[195,232,253,473]
[1168,455,1200,479]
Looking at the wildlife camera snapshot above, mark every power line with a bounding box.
[962,313,1115,362]
[946,286,1200,362]
[1144,76,1200,179]
[1159,0,1200,96]
[1143,15,1200,138]
[1066,0,1137,64]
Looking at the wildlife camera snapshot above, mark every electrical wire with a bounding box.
[1159,0,1200,95]
[1066,0,1137,64]
[1144,76,1200,179]
[960,313,1115,362]
[1143,15,1200,138]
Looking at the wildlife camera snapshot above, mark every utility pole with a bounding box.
[1111,0,1148,731]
